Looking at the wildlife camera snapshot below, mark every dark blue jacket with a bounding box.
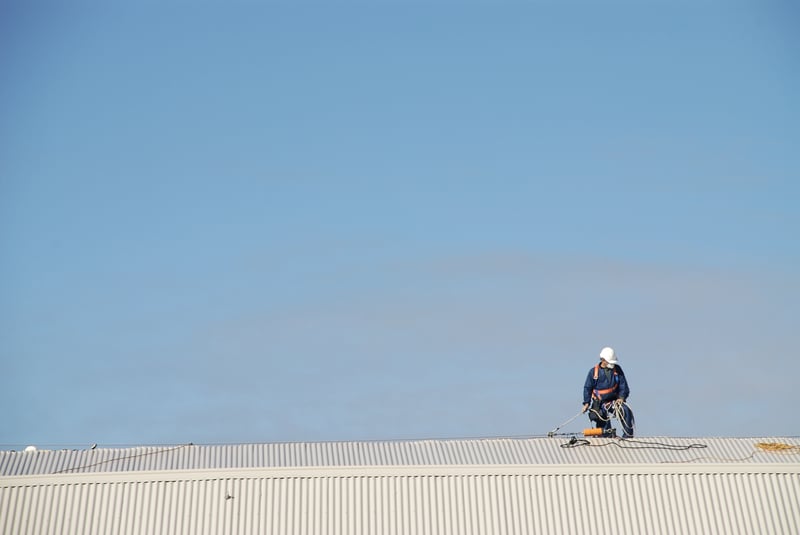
[583,364,629,404]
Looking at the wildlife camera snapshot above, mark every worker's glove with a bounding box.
[582,403,589,413]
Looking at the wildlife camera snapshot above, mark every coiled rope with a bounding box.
[588,400,635,437]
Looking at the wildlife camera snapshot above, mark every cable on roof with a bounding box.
[560,437,708,451]
[51,443,194,474]
[663,441,800,463]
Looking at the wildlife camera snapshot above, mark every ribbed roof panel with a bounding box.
[2,436,798,476]
[2,471,798,535]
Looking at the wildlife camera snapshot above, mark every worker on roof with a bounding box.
[581,347,635,438]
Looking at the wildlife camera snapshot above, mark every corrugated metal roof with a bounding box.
[0,472,767,534]
[2,437,799,535]
[2,436,799,476]
[2,463,799,534]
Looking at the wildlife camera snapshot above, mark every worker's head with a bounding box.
[599,347,618,368]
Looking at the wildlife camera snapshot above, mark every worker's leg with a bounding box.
[619,404,635,438]
[588,400,605,428]
[600,404,613,433]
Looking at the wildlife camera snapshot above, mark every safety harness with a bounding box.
[591,363,619,400]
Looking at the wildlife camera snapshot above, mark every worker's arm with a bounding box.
[582,369,594,411]
[617,371,630,401]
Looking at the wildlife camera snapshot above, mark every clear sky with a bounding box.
[1,0,798,448]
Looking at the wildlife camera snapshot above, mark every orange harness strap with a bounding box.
[592,364,619,399]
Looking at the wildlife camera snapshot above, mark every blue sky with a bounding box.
[1,1,798,448]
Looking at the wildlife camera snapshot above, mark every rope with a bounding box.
[755,442,800,453]
[588,400,635,436]
[52,443,193,474]
[561,437,708,451]
[548,410,584,436]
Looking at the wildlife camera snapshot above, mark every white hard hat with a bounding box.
[599,347,618,366]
